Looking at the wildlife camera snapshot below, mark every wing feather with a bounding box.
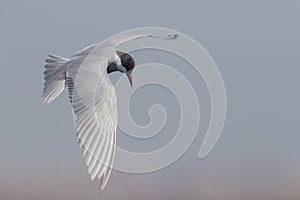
[104,32,178,47]
[65,51,117,190]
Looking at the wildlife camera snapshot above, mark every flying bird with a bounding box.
[42,32,177,191]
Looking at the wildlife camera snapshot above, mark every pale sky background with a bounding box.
[0,0,299,200]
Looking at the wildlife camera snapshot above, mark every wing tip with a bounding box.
[98,176,107,192]
[167,33,178,40]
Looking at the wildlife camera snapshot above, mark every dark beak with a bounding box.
[126,71,133,87]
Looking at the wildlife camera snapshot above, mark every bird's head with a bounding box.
[116,51,135,87]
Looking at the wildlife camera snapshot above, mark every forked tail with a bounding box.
[42,54,69,103]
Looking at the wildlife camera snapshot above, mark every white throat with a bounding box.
[114,55,126,73]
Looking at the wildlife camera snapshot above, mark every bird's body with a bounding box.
[42,32,177,191]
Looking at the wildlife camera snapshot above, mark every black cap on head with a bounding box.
[116,51,135,72]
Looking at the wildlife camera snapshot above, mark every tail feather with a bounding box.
[42,54,69,104]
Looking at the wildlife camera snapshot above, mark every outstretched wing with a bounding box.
[103,32,178,47]
[66,52,117,191]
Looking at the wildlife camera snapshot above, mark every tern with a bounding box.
[42,32,177,191]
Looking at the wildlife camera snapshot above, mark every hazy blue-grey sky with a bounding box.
[0,0,299,200]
